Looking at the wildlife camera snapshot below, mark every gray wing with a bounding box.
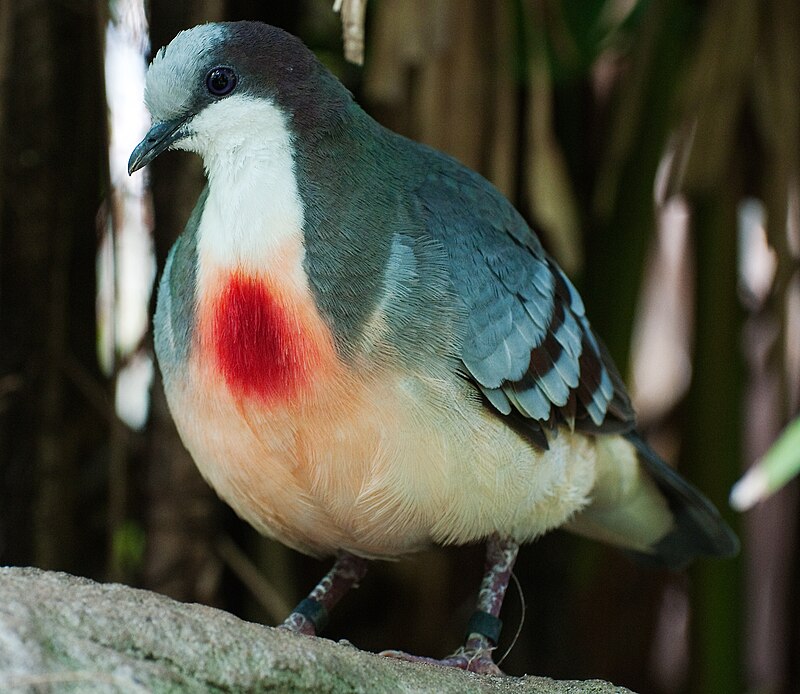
[415,166,635,446]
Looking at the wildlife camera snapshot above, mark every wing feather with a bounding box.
[415,167,635,443]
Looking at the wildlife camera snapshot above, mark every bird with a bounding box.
[129,21,739,674]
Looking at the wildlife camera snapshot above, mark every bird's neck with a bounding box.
[193,97,307,286]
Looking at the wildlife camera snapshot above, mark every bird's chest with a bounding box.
[198,268,329,402]
[187,253,350,430]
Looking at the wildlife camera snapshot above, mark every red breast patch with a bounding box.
[211,273,316,400]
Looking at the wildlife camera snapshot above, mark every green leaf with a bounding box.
[730,416,800,510]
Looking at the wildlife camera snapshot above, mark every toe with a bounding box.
[380,648,504,675]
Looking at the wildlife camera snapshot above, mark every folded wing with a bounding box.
[415,166,635,446]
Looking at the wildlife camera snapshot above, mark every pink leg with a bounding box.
[382,535,519,675]
[280,551,368,636]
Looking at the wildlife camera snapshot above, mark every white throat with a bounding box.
[180,95,306,277]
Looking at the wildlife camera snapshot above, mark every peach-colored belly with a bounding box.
[170,263,441,557]
[164,265,599,559]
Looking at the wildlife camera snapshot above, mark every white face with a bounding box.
[176,94,291,170]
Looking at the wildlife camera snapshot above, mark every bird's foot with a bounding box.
[381,634,503,675]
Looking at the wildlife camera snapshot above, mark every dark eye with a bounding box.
[205,67,237,97]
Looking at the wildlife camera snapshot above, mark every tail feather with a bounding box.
[624,431,740,569]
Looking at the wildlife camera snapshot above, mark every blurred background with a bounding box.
[1,1,798,692]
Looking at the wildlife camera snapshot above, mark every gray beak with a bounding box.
[128,118,189,174]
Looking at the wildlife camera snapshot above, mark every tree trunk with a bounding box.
[0,0,109,575]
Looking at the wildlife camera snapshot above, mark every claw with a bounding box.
[381,635,504,675]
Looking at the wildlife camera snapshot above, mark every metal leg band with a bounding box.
[293,597,329,634]
[466,610,503,645]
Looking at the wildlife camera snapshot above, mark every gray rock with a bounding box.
[0,566,634,693]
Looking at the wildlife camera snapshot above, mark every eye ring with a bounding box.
[205,66,237,97]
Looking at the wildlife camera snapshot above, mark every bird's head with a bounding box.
[128,21,352,175]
